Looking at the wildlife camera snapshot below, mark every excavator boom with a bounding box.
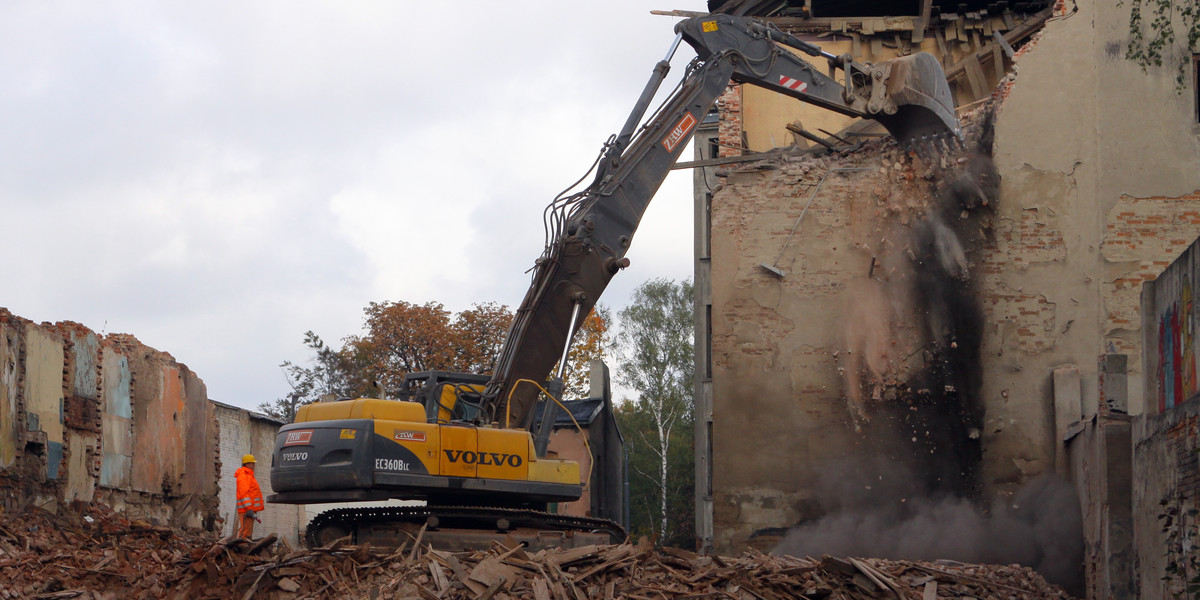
[486,14,960,433]
[269,13,958,551]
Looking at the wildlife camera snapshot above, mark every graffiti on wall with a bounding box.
[1158,269,1200,412]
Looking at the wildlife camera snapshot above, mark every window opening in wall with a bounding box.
[1195,54,1200,123]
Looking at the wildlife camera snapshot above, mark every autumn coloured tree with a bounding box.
[559,307,612,400]
[345,300,515,396]
[266,299,612,419]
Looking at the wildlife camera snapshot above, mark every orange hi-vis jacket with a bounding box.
[235,466,265,514]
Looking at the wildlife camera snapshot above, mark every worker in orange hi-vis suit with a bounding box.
[235,454,265,539]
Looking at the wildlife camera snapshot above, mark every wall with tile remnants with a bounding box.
[701,0,1200,589]
[0,309,224,530]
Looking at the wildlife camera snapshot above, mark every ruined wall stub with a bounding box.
[182,367,216,497]
[62,326,102,503]
[0,309,221,529]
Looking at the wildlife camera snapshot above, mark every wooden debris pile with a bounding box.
[0,503,1076,599]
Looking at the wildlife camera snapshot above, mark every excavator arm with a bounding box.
[484,13,960,446]
[269,14,962,550]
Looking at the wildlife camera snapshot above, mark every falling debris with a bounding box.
[0,502,1076,599]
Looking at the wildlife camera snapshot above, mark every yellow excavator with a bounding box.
[267,13,961,550]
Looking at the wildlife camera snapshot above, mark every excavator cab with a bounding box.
[396,371,490,424]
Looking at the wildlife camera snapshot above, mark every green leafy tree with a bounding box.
[260,331,356,422]
[613,278,695,547]
[1124,0,1200,88]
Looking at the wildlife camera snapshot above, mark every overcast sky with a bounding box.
[1,1,707,410]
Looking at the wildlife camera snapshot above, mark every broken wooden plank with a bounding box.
[963,54,988,100]
[545,545,599,567]
[923,580,938,600]
[478,576,506,600]
[531,576,552,600]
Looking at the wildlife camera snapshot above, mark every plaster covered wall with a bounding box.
[991,0,1200,422]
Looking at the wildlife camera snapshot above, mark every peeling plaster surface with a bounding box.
[0,308,296,538]
[100,347,132,488]
[25,328,65,479]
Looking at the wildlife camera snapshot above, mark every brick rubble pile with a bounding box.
[0,503,1077,599]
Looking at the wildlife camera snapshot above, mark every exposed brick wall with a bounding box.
[979,283,1058,353]
[1169,415,1200,498]
[1103,191,1200,341]
[214,403,303,544]
[716,85,742,158]
[707,141,971,550]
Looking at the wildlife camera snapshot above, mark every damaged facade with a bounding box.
[693,0,1200,597]
[0,308,303,543]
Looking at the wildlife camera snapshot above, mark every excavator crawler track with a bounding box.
[306,505,627,552]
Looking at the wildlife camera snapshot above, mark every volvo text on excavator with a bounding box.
[267,12,961,550]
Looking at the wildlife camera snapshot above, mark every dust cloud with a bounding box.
[773,461,1084,591]
[806,109,1083,592]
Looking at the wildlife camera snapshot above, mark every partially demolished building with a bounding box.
[692,0,1200,597]
[0,309,304,542]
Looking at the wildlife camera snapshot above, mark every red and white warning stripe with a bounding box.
[778,75,807,92]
